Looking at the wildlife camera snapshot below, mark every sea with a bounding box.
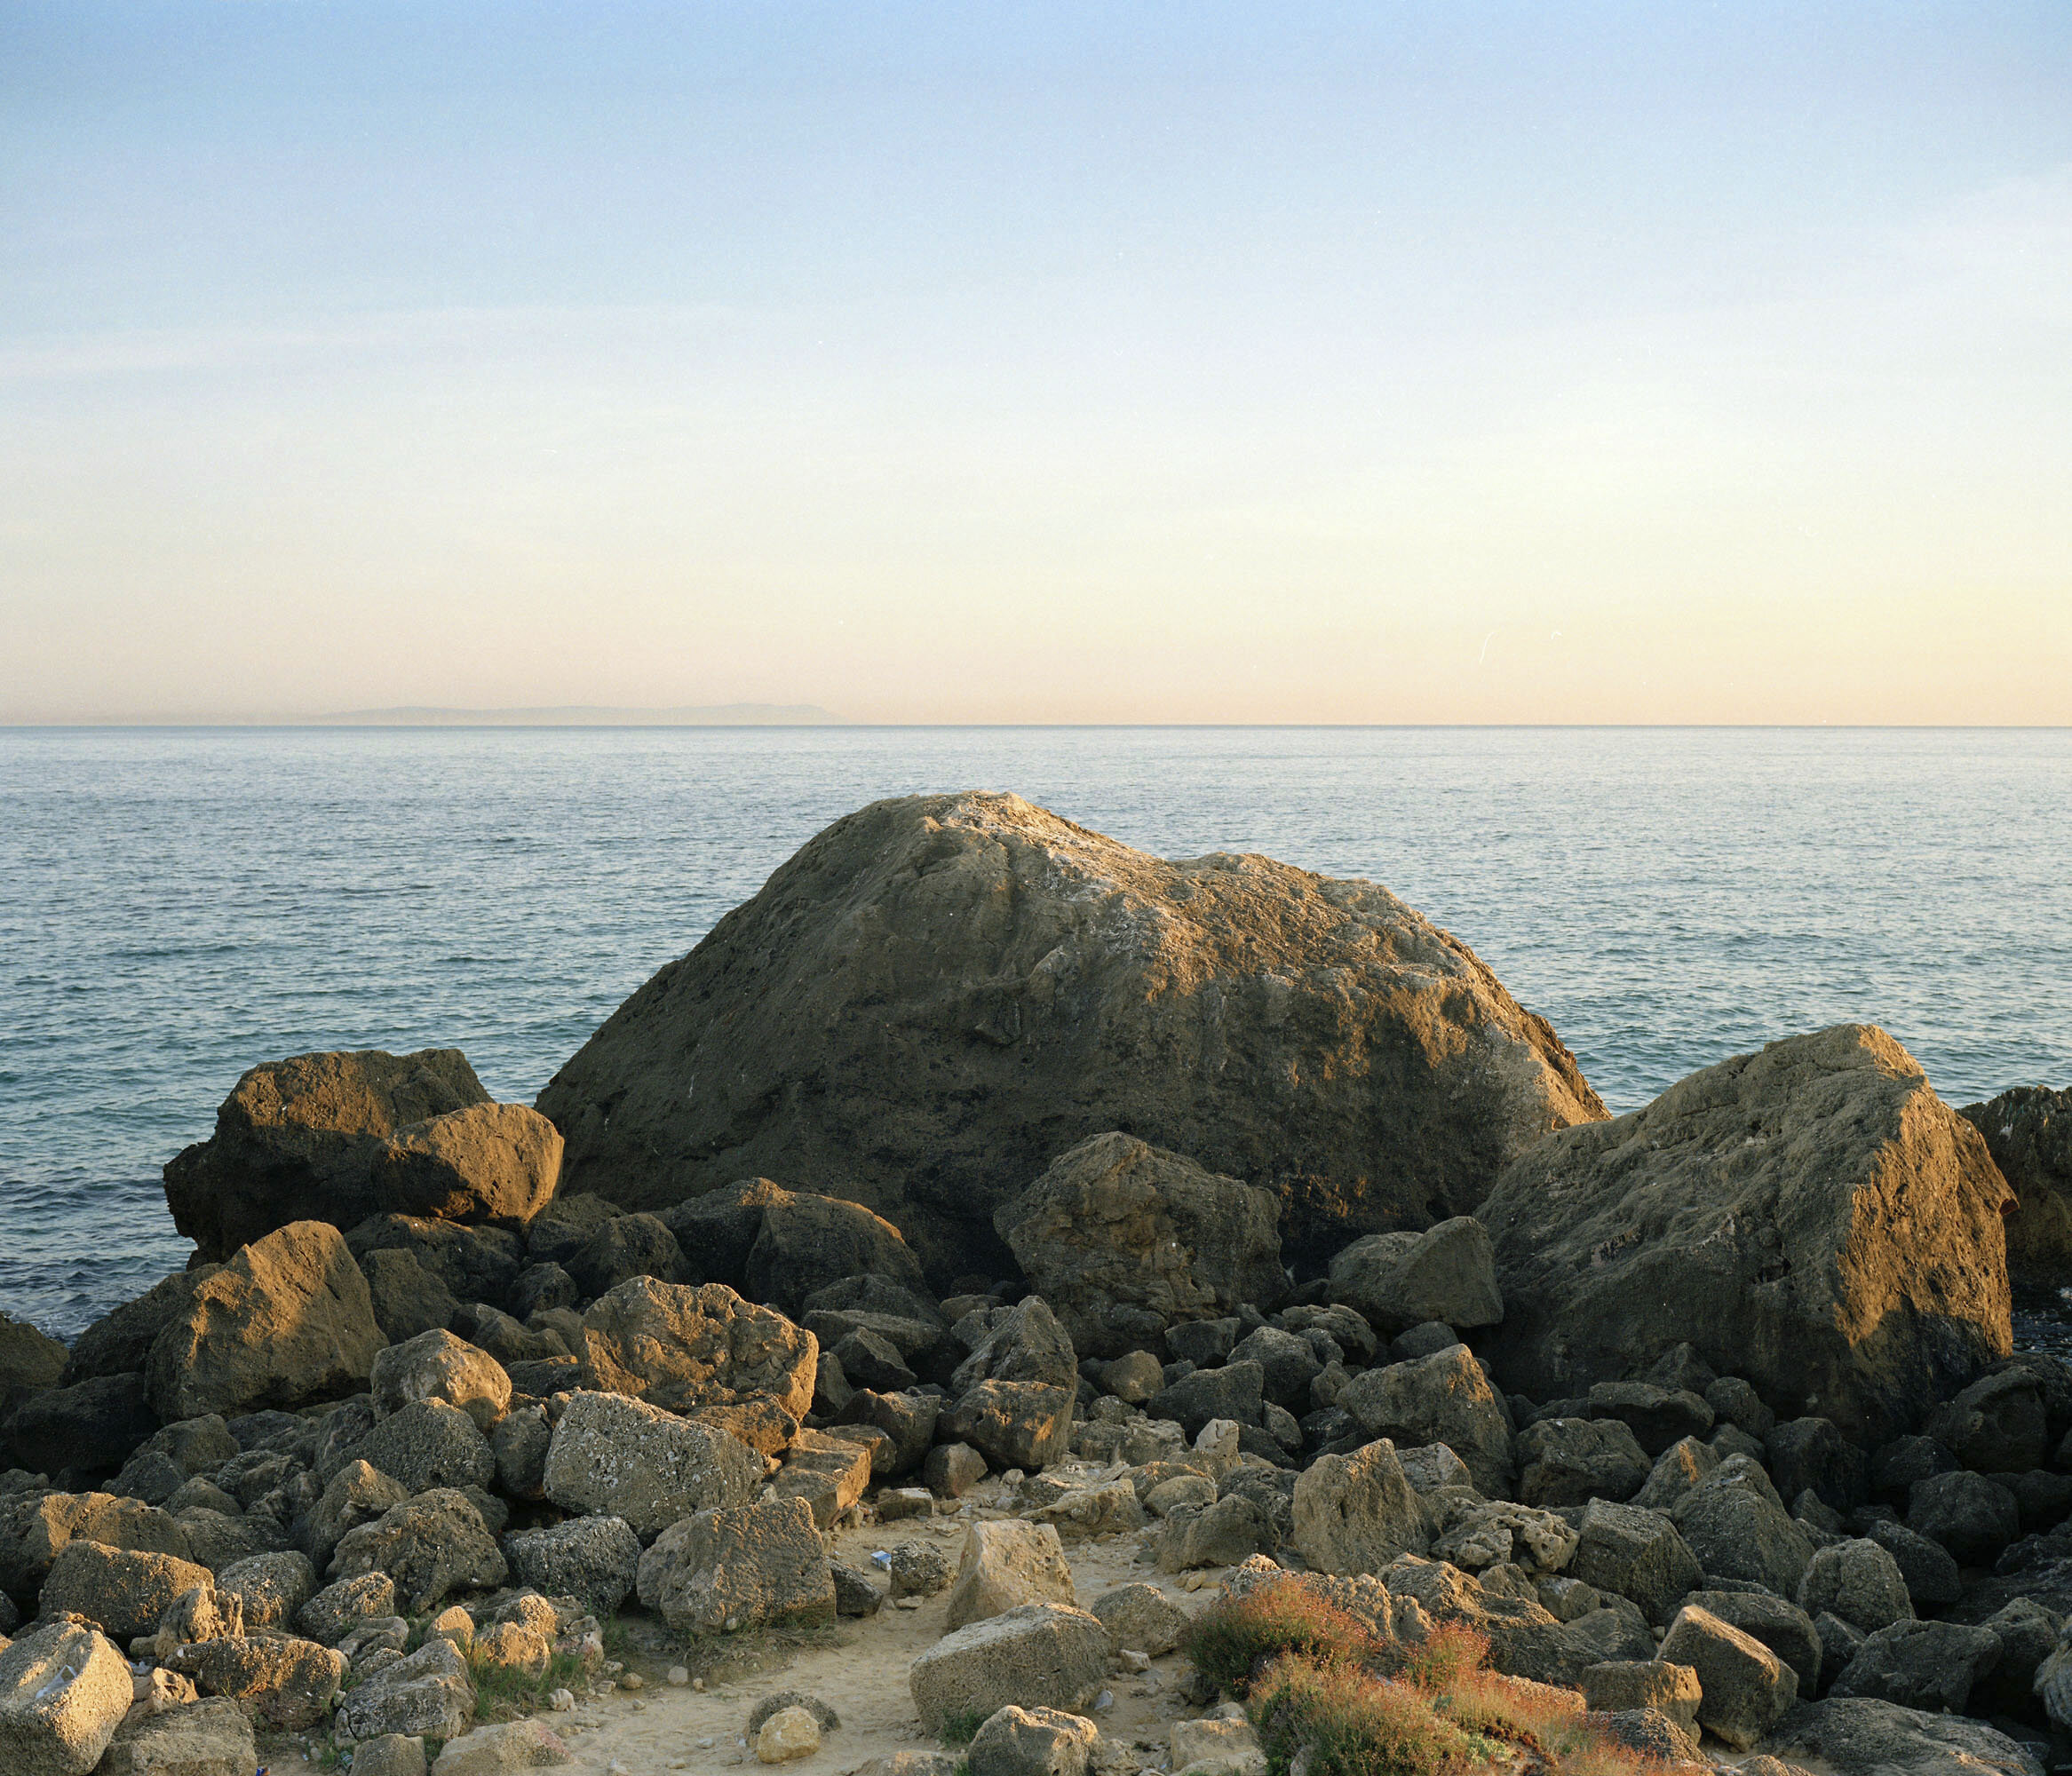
[3,725,2068,1346]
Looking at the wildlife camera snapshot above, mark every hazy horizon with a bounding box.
[5,4,2069,725]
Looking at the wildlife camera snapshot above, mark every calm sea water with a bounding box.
[4,725,2069,1344]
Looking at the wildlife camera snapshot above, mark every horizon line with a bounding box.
[4,720,2070,733]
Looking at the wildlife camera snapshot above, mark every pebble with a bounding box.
[622,1671,645,1691]
[549,1689,575,1711]
[694,1677,706,1692]
[668,1666,690,1686]
[1120,1649,1151,1672]
[894,1596,922,1611]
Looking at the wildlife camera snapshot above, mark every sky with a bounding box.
[3,4,2069,725]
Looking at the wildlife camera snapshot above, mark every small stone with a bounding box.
[668,1666,690,1686]
[550,1688,575,1710]
[755,1704,821,1764]
[1120,1649,1151,1672]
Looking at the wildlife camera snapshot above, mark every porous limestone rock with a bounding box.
[145,1220,386,1421]
[944,1520,1077,1631]
[633,1498,834,1634]
[536,792,1605,1274]
[369,1102,562,1229]
[576,1278,816,1426]
[908,1603,1109,1736]
[1327,1217,1503,1336]
[371,1328,512,1432]
[1291,1438,1429,1575]
[539,1390,762,1541]
[1479,1026,2013,1443]
[164,1048,489,1260]
[0,1616,132,1776]
[1962,1083,2072,1277]
[992,1133,1286,1359]
[95,1694,258,1776]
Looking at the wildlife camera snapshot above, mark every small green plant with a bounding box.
[1179,1579,1381,1697]
[468,1645,591,1722]
[938,1707,988,1747]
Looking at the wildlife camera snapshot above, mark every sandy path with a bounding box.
[551,1485,1208,1775]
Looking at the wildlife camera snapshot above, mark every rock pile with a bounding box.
[2,793,2066,1776]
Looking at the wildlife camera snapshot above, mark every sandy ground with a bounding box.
[549,1481,1211,1775]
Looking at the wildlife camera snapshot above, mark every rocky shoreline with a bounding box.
[3,789,2070,1776]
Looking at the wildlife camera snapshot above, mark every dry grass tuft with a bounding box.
[1179,1576,1383,1696]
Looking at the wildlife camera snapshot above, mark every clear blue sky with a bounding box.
[4,4,2068,721]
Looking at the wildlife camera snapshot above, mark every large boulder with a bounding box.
[370,1329,512,1432]
[0,1493,194,1602]
[1339,1343,1515,1495]
[0,1312,67,1416]
[539,1391,763,1540]
[0,1616,132,1776]
[633,1498,834,1633]
[1291,1439,1429,1574]
[535,792,1606,1275]
[145,1221,387,1421]
[37,1541,213,1641]
[576,1279,816,1428]
[95,1696,258,1776]
[337,1637,475,1741]
[1768,1697,2043,1776]
[327,1488,506,1615]
[908,1602,1109,1736]
[944,1521,1076,1631]
[163,1048,490,1260]
[1327,1217,1502,1336]
[4,1375,157,1483]
[1479,1026,2014,1442]
[1962,1084,2072,1277]
[60,1276,209,1387]
[991,1133,1285,1359]
[369,1103,561,1228]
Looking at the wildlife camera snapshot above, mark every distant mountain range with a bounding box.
[313,703,841,726]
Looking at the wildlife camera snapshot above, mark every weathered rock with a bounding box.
[146,1221,386,1422]
[834,1390,940,1479]
[1631,1435,1719,1512]
[1926,1370,2051,1476]
[469,1620,553,1685]
[359,1248,464,1345]
[329,1488,506,1615]
[4,1374,157,1484]
[1909,1469,2020,1565]
[925,1442,988,1498]
[1157,1495,1274,1572]
[536,793,1606,1276]
[1147,1363,1264,1440]
[0,1493,197,1601]
[348,1399,496,1495]
[1769,1696,2043,1776]
[1658,1604,1798,1748]
[1570,1499,1703,1626]
[1291,1439,1428,1575]
[0,1617,132,1776]
[37,1542,212,1641]
[1480,1026,2014,1443]
[1846,1526,1957,1623]
[539,1391,762,1541]
[1798,1535,1914,1633]
[337,1637,475,1741]
[1973,1597,2060,1718]
[352,1735,430,1776]
[347,1216,524,1307]
[370,1329,512,1432]
[1963,1084,2072,1278]
[1432,1502,1577,1577]
[1340,1344,1514,1496]
[61,1279,214,1391]
[1327,1217,1502,1336]
[967,1704,1097,1776]
[369,1102,562,1228]
[576,1278,815,1428]
[992,1133,1285,1360]
[1580,1660,1702,1736]
[1089,1582,1187,1656]
[0,1311,67,1417]
[634,1498,834,1634]
[297,1570,395,1645]
[941,1383,1073,1472]
[752,1706,820,1765]
[429,1719,572,1776]
[770,1430,872,1528]
[491,1406,552,1502]
[163,1635,345,1730]
[164,1048,490,1260]
[1676,1588,1822,1694]
[504,1516,640,1618]
[304,1459,409,1571]
[1586,1381,1714,1455]
[1031,1482,1144,1546]
[1671,1471,1814,1597]
[1514,1416,1649,1507]
[95,1695,258,1776]
[908,1602,1108,1736]
[945,1521,1076,1630]
[1830,1618,2003,1714]
[214,1549,314,1631]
